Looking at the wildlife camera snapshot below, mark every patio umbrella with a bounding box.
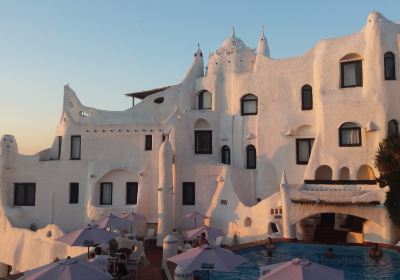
[119,211,146,237]
[259,258,344,280]
[168,245,248,279]
[92,214,132,230]
[184,211,208,228]
[55,225,120,258]
[23,257,112,280]
[186,226,225,242]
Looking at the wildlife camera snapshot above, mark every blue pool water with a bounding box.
[195,242,400,280]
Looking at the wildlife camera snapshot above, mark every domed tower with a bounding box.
[207,28,256,75]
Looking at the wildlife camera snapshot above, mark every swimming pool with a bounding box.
[195,242,400,280]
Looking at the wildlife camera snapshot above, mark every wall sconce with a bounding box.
[90,174,96,179]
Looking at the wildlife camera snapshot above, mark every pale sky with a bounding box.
[1,0,399,154]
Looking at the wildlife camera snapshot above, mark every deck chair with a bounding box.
[127,241,145,279]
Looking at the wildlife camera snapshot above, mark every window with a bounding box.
[126,182,138,205]
[100,183,113,205]
[339,122,362,147]
[301,85,313,110]
[341,60,362,88]
[296,138,314,164]
[195,131,212,154]
[388,119,398,136]
[198,90,212,109]
[182,182,195,205]
[69,183,79,204]
[384,52,396,80]
[221,145,231,164]
[145,135,152,150]
[246,145,256,169]
[70,135,81,160]
[57,136,62,160]
[162,134,166,142]
[241,94,258,115]
[14,183,36,206]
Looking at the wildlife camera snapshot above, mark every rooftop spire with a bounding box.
[231,27,236,38]
[257,26,270,57]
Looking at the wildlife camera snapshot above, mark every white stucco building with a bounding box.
[1,11,400,274]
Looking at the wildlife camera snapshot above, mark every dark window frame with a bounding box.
[340,60,363,88]
[145,135,152,151]
[241,94,258,116]
[198,90,212,110]
[14,183,36,206]
[384,52,396,80]
[339,123,362,147]
[301,85,313,110]
[70,135,81,160]
[100,182,113,205]
[194,130,212,154]
[126,182,138,205]
[69,183,79,204]
[221,145,231,165]
[246,145,256,169]
[182,182,195,205]
[296,138,315,165]
[57,136,62,160]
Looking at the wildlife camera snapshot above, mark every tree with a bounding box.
[375,134,400,228]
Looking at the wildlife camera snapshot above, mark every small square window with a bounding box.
[341,60,363,88]
[296,138,315,165]
[14,183,36,206]
[195,131,212,154]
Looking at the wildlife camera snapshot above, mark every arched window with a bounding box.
[339,122,362,147]
[340,53,363,88]
[315,165,333,180]
[301,85,313,110]
[198,90,212,109]
[388,119,398,136]
[384,52,396,80]
[194,119,212,154]
[246,145,256,169]
[241,94,258,115]
[221,145,231,165]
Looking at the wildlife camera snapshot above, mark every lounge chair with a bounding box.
[127,241,145,279]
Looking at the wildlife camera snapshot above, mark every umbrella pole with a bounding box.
[207,269,210,280]
[87,246,90,259]
[195,218,197,228]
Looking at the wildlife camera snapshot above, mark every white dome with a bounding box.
[219,29,246,51]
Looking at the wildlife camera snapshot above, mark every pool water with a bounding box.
[195,242,400,280]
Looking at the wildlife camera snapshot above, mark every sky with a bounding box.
[1,0,399,154]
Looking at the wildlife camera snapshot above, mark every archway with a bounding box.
[357,165,375,180]
[315,165,333,180]
[339,167,350,180]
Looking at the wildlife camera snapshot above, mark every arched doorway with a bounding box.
[315,165,333,180]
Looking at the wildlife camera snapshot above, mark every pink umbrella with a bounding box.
[55,225,120,258]
[168,245,248,274]
[259,258,344,280]
[119,211,147,236]
[184,211,208,228]
[186,226,225,242]
[23,257,112,280]
[92,214,131,229]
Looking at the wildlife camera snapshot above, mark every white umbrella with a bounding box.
[55,225,120,258]
[259,258,344,280]
[168,245,248,279]
[23,257,112,280]
[92,214,131,229]
[184,211,208,228]
[119,211,146,237]
[186,226,225,242]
